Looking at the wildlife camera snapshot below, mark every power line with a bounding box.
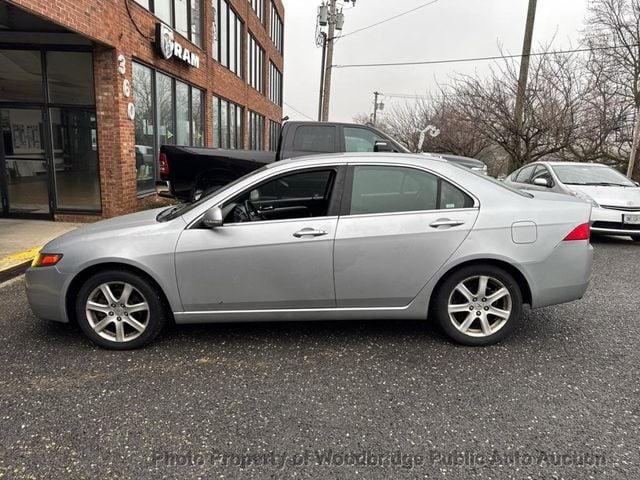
[284,102,315,121]
[338,0,443,40]
[333,43,638,69]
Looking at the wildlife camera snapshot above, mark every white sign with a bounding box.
[155,23,200,68]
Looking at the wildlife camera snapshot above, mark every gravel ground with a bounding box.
[0,237,638,479]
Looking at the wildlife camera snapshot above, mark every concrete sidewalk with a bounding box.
[0,219,81,280]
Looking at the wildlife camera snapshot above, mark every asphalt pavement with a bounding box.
[0,237,638,479]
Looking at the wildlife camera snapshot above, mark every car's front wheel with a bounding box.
[433,265,523,346]
[75,269,168,349]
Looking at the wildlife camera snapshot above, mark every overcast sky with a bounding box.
[281,0,589,123]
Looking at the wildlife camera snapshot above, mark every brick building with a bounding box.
[0,0,284,221]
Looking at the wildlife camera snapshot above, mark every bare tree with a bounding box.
[452,47,580,172]
[584,0,640,178]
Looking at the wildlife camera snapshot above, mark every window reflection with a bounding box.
[50,108,101,211]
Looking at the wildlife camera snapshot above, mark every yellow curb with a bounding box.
[0,246,42,272]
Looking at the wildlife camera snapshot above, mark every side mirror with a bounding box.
[374,141,393,153]
[532,177,551,188]
[202,206,223,228]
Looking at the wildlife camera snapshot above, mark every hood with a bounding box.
[569,185,640,208]
[42,207,182,251]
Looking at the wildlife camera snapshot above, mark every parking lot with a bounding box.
[0,237,638,479]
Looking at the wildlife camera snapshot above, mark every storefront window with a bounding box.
[176,80,190,145]
[249,110,264,150]
[192,88,204,146]
[0,50,44,103]
[213,95,243,149]
[132,62,205,193]
[50,108,101,211]
[133,63,155,193]
[156,72,175,148]
[46,52,95,105]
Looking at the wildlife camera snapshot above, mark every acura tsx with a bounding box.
[25,154,593,349]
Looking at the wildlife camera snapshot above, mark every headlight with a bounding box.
[31,253,63,267]
[568,190,599,208]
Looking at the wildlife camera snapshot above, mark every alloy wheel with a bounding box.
[447,275,512,338]
[85,282,150,343]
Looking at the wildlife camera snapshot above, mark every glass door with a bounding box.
[0,107,52,217]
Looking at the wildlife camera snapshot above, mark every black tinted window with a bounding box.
[344,127,386,152]
[292,126,336,153]
[255,170,333,200]
[349,166,473,215]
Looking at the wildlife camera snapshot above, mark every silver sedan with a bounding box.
[505,161,640,240]
[25,154,593,349]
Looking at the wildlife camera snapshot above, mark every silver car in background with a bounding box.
[505,161,640,241]
[25,154,593,349]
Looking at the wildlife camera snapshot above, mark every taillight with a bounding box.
[159,153,169,178]
[563,223,590,241]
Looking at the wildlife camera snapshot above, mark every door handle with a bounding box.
[293,227,328,238]
[258,205,274,211]
[429,219,465,228]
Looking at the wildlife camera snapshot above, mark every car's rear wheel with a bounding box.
[433,265,522,346]
[75,269,168,349]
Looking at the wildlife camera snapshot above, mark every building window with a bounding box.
[134,0,203,48]
[270,2,283,53]
[269,120,280,151]
[249,110,264,150]
[47,52,95,105]
[213,0,243,78]
[0,50,43,102]
[133,61,206,194]
[248,33,264,93]
[213,95,244,149]
[268,62,282,106]
[249,0,264,23]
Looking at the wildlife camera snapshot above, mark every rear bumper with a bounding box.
[524,241,593,308]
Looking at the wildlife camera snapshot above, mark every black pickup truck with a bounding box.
[159,121,487,201]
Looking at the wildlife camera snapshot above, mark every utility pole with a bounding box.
[372,91,380,125]
[316,0,355,122]
[512,0,537,171]
[317,31,327,121]
[321,0,337,122]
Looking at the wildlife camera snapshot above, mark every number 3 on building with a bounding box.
[117,54,126,75]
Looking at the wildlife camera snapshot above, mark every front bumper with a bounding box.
[24,266,72,323]
[591,206,640,236]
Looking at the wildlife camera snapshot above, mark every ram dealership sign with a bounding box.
[155,23,200,68]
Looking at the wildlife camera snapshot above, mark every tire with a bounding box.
[75,269,168,349]
[432,264,523,346]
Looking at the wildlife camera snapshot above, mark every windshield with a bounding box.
[157,165,270,221]
[551,164,635,187]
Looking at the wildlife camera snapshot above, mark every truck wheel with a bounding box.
[432,265,522,346]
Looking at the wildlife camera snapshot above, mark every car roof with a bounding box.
[271,152,449,168]
[536,161,607,167]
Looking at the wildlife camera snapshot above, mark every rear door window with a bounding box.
[348,166,473,215]
[292,125,337,154]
